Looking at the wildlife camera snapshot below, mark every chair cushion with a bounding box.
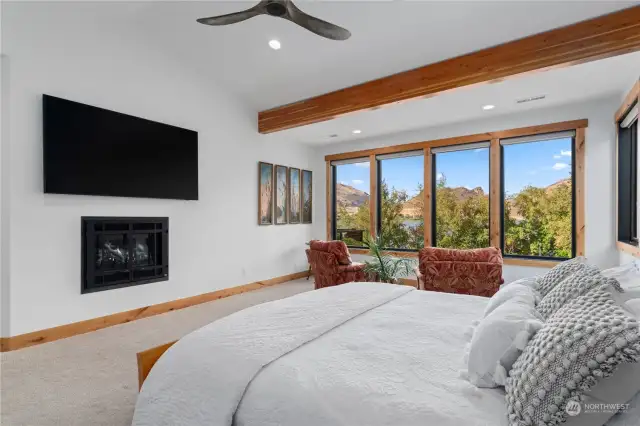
[310,240,352,265]
[418,247,502,276]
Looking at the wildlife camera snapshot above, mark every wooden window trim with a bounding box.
[328,119,587,268]
[615,79,640,256]
[617,241,640,259]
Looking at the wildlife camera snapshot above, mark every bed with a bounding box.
[132,283,509,426]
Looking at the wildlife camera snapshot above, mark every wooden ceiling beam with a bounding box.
[258,6,640,134]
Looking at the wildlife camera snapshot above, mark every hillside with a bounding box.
[399,179,570,218]
[336,183,369,214]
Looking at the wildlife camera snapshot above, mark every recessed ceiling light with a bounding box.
[268,39,281,50]
[352,129,362,134]
[482,105,495,110]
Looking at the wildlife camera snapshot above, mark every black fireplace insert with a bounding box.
[82,217,168,293]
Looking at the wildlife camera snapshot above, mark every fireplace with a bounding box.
[82,217,169,293]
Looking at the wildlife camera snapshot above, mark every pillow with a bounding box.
[505,283,640,426]
[602,262,640,290]
[536,265,615,320]
[603,262,640,301]
[500,276,540,292]
[627,299,640,315]
[466,293,544,388]
[484,282,541,317]
[537,256,588,297]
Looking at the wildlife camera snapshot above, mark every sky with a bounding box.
[335,137,573,197]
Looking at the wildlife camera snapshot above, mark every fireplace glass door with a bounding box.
[82,217,168,293]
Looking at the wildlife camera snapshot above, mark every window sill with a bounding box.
[617,241,640,258]
[503,258,560,268]
[348,249,560,267]
[348,248,418,258]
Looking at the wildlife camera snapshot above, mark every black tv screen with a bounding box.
[43,95,198,200]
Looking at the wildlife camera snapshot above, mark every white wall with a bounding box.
[312,97,622,281]
[1,2,314,336]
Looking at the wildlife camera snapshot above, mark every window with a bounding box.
[376,151,424,250]
[618,102,638,245]
[432,143,490,249]
[326,120,586,262]
[332,159,370,247]
[501,132,575,259]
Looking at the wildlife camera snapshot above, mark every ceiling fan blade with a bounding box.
[197,7,262,26]
[286,2,351,41]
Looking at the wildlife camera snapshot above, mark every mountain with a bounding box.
[399,179,570,218]
[401,186,486,217]
[336,183,369,214]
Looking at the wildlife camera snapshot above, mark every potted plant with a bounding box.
[362,235,417,284]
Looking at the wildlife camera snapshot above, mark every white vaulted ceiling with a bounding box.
[126,1,637,110]
[5,1,639,145]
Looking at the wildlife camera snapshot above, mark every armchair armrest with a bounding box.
[338,262,365,273]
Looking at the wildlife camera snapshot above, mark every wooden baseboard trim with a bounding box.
[0,270,310,352]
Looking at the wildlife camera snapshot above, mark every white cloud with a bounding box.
[352,179,364,185]
[354,162,370,168]
[436,173,444,180]
[553,150,571,159]
[552,163,569,171]
[339,181,348,185]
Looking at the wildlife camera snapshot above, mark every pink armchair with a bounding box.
[416,247,504,297]
[305,240,367,289]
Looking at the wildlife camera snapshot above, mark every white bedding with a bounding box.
[132,283,507,426]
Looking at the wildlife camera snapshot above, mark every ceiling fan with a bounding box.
[196,0,351,41]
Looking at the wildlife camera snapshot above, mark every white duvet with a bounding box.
[132,283,508,426]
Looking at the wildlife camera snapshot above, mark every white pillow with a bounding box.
[603,262,640,301]
[602,262,640,289]
[484,281,541,317]
[466,293,544,388]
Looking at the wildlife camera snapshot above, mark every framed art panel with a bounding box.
[258,162,274,225]
[302,170,312,224]
[275,165,288,225]
[288,167,301,224]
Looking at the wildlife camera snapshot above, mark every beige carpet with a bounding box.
[0,279,313,426]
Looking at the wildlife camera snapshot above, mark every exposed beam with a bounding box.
[259,6,640,134]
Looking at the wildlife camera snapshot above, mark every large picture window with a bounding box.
[501,132,575,259]
[618,102,638,245]
[326,119,586,265]
[332,159,370,247]
[432,143,490,249]
[376,151,424,250]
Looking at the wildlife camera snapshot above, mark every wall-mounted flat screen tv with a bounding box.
[43,95,198,200]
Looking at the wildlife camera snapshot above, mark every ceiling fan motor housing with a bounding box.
[265,1,287,17]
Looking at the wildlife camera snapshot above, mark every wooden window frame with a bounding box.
[326,119,587,267]
[616,80,640,259]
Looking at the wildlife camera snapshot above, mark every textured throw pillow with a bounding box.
[467,293,544,388]
[505,284,640,426]
[536,265,615,320]
[484,282,541,318]
[537,257,588,298]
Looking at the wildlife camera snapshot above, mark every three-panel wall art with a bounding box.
[258,162,312,225]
